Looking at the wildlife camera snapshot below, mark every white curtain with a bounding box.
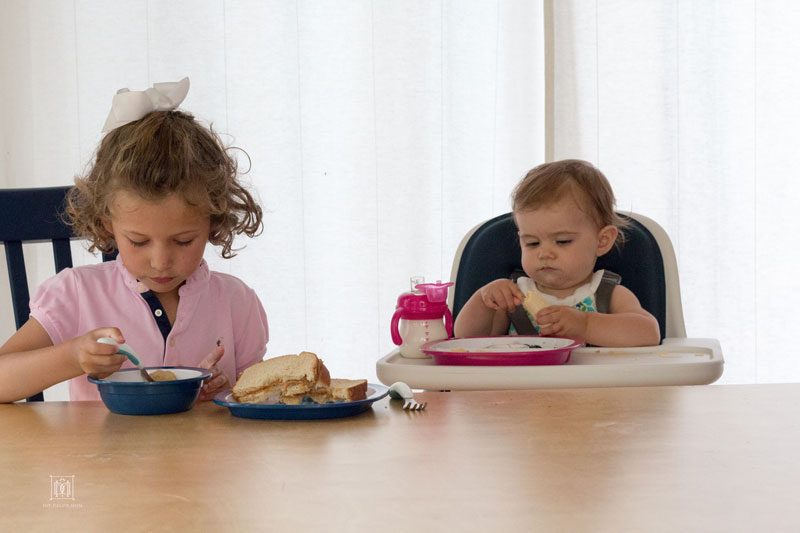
[2,1,798,401]
[0,0,545,399]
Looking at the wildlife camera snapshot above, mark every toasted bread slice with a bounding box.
[232,352,330,404]
[522,290,550,317]
[328,379,368,401]
[306,378,368,403]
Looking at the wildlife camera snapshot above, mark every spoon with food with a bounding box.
[97,336,155,382]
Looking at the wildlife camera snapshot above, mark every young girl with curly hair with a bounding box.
[0,78,268,402]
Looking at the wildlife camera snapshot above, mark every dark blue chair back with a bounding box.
[451,212,667,341]
[0,186,115,401]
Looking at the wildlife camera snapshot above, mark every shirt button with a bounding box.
[155,309,163,317]
[169,339,176,348]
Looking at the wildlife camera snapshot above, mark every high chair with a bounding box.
[450,211,683,339]
[376,211,723,390]
[0,186,115,401]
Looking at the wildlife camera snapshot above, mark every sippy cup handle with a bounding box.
[444,307,454,338]
[390,309,403,346]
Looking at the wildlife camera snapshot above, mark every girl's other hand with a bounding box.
[198,344,228,401]
[71,328,127,378]
[479,279,525,312]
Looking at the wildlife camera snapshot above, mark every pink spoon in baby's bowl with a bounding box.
[96,337,155,382]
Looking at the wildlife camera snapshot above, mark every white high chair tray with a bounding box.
[376,338,723,390]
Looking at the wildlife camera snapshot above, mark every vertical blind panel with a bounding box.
[492,1,544,208]
[554,2,681,249]
[552,0,600,161]
[493,0,546,209]
[221,0,308,359]
[75,0,149,167]
[441,0,502,278]
[594,1,678,229]
[28,0,81,189]
[373,2,445,358]
[295,1,381,379]
[676,1,756,383]
[0,5,14,170]
[1,1,34,185]
[755,1,800,383]
[147,0,228,128]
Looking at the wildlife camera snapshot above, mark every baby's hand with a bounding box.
[198,344,228,401]
[536,306,588,339]
[479,279,525,312]
[71,328,127,378]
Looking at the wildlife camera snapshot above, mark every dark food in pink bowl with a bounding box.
[421,336,583,366]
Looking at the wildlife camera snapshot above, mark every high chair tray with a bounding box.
[376,337,723,390]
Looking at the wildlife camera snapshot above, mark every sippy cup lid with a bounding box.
[414,281,454,303]
[393,280,453,319]
[391,278,454,345]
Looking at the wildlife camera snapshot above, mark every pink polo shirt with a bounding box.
[29,259,268,400]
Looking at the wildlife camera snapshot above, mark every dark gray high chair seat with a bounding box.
[450,212,688,342]
[0,186,116,402]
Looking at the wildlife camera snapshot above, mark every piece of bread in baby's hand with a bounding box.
[522,290,550,316]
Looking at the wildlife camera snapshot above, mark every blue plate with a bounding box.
[213,383,389,420]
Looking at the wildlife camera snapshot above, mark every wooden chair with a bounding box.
[0,186,114,401]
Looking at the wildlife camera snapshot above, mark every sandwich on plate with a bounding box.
[231,352,367,404]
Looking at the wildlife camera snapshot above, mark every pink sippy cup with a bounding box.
[390,280,454,358]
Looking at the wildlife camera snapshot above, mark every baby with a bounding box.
[454,159,660,347]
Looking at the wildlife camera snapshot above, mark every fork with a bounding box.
[388,381,427,411]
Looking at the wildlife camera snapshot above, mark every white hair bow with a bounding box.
[101,77,190,133]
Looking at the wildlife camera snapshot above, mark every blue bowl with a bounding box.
[88,367,211,415]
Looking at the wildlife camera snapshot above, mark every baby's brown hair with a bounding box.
[66,110,262,258]
[512,159,629,244]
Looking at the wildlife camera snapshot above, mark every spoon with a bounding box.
[96,337,155,382]
[388,381,426,411]
[388,381,414,400]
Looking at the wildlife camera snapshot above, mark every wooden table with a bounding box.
[2,384,799,531]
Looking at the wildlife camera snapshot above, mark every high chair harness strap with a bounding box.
[507,270,621,334]
[509,306,537,335]
[595,270,621,313]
